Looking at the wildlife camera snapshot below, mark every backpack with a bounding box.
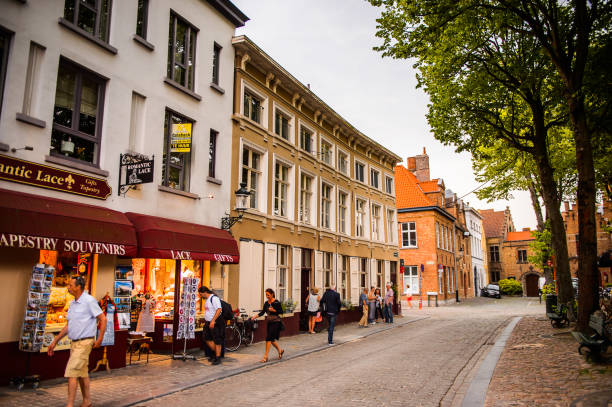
[213,295,234,321]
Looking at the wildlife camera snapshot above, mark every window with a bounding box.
[0,28,11,120]
[167,12,197,90]
[376,260,383,288]
[489,246,500,263]
[386,209,395,243]
[208,129,217,178]
[321,183,332,229]
[340,255,348,300]
[359,258,367,291]
[300,173,313,223]
[321,139,332,166]
[277,245,288,302]
[438,267,444,294]
[323,252,333,289]
[136,0,149,39]
[162,110,193,191]
[63,0,112,43]
[274,162,289,217]
[212,42,221,85]
[371,204,381,241]
[51,59,106,165]
[274,109,290,140]
[242,147,261,209]
[401,222,417,248]
[299,126,313,153]
[490,270,500,283]
[337,151,348,175]
[370,168,380,189]
[517,249,527,263]
[436,223,440,248]
[385,176,393,194]
[403,266,419,295]
[338,192,348,234]
[355,161,365,182]
[355,199,366,237]
[244,91,261,123]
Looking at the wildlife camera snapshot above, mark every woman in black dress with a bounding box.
[250,288,285,363]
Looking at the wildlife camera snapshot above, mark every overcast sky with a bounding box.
[232,0,537,230]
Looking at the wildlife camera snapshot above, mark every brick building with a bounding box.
[561,199,612,285]
[395,149,474,304]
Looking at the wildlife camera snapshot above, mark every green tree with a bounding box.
[528,221,554,284]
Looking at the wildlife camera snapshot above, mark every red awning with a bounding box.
[0,188,138,256]
[125,212,239,263]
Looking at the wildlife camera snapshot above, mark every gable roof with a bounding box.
[506,231,534,242]
[480,209,505,238]
[419,179,440,193]
[395,166,432,209]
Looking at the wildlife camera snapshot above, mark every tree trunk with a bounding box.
[530,104,574,305]
[569,96,600,332]
[528,178,545,232]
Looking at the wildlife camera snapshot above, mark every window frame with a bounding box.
[299,172,314,224]
[337,147,349,176]
[50,58,107,167]
[355,198,366,238]
[384,175,394,195]
[323,252,333,289]
[340,255,348,300]
[208,129,217,178]
[298,122,315,155]
[403,265,419,295]
[0,27,12,121]
[354,159,366,183]
[136,0,149,39]
[319,136,334,167]
[401,222,417,248]
[167,11,198,91]
[371,203,381,241]
[274,161,290,217]
[359,257,367,291]
[321,182,332,229]
[277,245,289,302]
[273,103,293,142]
[489,245,500,263]
[161,108,194,191]
[63,0,113,44]
[517,249,527,263]
[212,42,221,86]
[386,208,396,243]
[338,190,348,235]
[241,145,262,210]
[370,167,380,189]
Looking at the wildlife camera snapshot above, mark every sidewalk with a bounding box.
[483,316,612,406]
[0,315,425,407]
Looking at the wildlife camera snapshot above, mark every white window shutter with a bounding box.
[292,247,302,311]
[314,250,323,289]
[384,260,391,287]
[263,243,277,296]
[349,256,359,305]
[369,258,377,288]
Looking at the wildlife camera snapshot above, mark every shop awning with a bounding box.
[0,188,138,256]
[125,212,239,263]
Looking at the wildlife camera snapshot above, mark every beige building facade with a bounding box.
[227,37,401,317]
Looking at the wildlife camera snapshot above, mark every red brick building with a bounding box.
[561,199,612,285]
[395,149,474,304]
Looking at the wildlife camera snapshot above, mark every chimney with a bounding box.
[413,147,430,182]
[407,157,416,171]
[522,227,530,232]
[564,201,570,212]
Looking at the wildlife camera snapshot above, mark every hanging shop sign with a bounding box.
[0,154,111,199]
[118,153,154,196]
[170,123,192,153]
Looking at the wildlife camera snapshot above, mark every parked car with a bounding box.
[481,283,501,299]
[571,278,578,296]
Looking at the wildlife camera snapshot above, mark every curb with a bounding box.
[125,316,429,406]
[460,316,522,407]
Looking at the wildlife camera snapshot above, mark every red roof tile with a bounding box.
[505,231,534,242]
[480,209,505,238]
[395,166,433,209]
[419,180,440,193]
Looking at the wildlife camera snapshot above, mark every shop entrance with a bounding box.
[299,249,312,331]
[525,274,540,297]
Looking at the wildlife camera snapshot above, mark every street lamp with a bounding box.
[221,182,250,230]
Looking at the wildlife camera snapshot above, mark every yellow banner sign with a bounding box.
[171,123,192,153]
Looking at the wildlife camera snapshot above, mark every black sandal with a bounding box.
[260,356,268,363]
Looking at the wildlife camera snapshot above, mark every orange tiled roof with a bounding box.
[481,209,505,238]
[419,179,440,193]
[505,231,534,242]
[394,166,433,209]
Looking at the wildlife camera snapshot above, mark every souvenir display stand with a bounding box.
[172,276,199,361]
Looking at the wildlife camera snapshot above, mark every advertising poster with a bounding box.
[163,324,173,342]
[176,277,199,340]
[100,304,115,347]
[170,123,192,152]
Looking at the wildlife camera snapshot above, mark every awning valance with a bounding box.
[125,212,239,263]
[0,188,138,256]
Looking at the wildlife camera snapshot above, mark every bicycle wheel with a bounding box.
[243,326,254,346]
[225,324,241,352]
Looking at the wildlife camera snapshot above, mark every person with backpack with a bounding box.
[198,286,225,365]
[320,285,342,345]
[250,288,284,363]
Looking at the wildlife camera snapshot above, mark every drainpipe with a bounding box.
[453,224,460,303]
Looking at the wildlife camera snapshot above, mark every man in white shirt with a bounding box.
[48,276,106,407]
[198,286,224,365]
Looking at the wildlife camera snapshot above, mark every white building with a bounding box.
[0,0,248,381]
[464,205,486,295]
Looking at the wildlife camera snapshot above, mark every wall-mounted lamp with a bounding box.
[220,182,250,230]
[11,146,34,153]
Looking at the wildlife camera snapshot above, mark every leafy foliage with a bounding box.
[498,279,523,296]
[528,221,552,266]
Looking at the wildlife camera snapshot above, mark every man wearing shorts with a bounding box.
[48,276,106,407]
[198,286,224,365]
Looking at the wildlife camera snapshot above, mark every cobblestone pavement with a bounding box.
[0,297,546,407]
[484,315,612,407]
[133,297,543,407]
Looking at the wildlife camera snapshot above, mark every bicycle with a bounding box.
[225,308,259,352]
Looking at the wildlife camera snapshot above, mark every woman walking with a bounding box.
[305,287,321,334]
[367,286,377,324]
[251,288,285,363]
[374,288,384,322]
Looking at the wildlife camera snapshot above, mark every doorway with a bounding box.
[525,274,540,297]
[299,249,312,331]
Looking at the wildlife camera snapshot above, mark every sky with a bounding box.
[232,0,537,230]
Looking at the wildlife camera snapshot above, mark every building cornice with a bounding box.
[397,206,456,222]
[206,0,249,27]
